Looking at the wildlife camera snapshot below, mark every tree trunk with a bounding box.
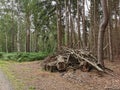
[17,3,21,52]
[26,14,31,52]
[57,0,62,50]
[98,0,109,67]
[5,32,8,53]
[68,0,74,48]
[77,0,81,49]
[11,27,15,52]
[93,0,100,54]
[17,24,20,52]
[89,0,94,52]
[35,30,39,52]
[108,0,113,61]
[70,15,74,48]
[82,0,87,49]
[11,0,15,52]
[65,0,69,47]
[108,23,113,61]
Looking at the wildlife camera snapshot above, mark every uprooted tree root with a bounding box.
[41,47,113,75]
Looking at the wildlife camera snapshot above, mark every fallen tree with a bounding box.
[41,47,112,73]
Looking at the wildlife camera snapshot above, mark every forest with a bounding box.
[0,0,120,90]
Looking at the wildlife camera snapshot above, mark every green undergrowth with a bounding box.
[0,52,49,62]
[0,60,24,90]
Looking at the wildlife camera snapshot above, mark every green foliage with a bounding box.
[16,52,48,62]
[0,0,57,53]
[0,52,4,58]
[0,52,48,62]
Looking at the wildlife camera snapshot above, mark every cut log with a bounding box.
[56,55,67,71]
[45,61,57,72]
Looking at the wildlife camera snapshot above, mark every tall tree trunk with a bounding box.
[93,0,100,54]
[26,14,31,52]
[5,32,8,53]
[17,2,20,52]
[65,0,69,47]
[82,0,87,49]
[17,24,20,52]
[108,23,113,61]
[77,0,81,49]
[35,29,39,52]
[89,0,94,52]
[108,0,113,61]
[114,1,120,57]
[70,15,74,48]
[57,0,62,50]
[11,27,15,52]
[68,0,74,48]
[11,0,15,52]
[98,0,109,67]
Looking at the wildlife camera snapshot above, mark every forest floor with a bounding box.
[0,58,120,90]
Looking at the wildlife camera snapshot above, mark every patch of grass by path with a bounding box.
[0,60,25,90]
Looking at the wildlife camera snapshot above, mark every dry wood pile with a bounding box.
[41,47,105,72]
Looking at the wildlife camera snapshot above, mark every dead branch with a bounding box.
[41,47,110,73]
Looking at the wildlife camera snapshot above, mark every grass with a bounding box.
[0,60,25,90]
[29,86,36,90]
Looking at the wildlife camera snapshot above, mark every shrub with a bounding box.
[0,52,48,62]
[16,52,48,62]
[0,52,3,58]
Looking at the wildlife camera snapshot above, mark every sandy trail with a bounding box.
[0,69,13,90]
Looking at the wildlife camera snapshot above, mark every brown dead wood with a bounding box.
[41,47,112,73]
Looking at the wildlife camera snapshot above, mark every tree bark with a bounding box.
[89,0,94,52]
[5,32,8,53]
[77,0,81,49]
[82,0,87,49]
[11,0,15,52]
[56,0,62,51]
[26,14,31,52]
[35,30,39,52]
[65,0,69,47]
[17,25,20,52]
[98,0,109,67]
[17,1,21,52]
[70,15,74,48]
[93,0,100,54]
[108,0,113,61]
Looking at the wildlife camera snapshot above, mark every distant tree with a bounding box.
[20,0,33,52]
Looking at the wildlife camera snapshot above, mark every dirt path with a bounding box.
[8,60,120,90]
[1,60,120,90]
[0,69,13,90]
